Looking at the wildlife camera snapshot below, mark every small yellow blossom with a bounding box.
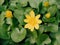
[24,10,42,31]
[45,12,51,18]
[44,2,49,7]
[5,10,13,18]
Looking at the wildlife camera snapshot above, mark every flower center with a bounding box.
[29,17,37,26]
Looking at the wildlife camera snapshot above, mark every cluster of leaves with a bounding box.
[0,0,59,45]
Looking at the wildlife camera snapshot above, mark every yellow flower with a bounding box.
[5,10,13,18]
[44,2,49,7]
[45,12,51,18]
[24,10,42,31]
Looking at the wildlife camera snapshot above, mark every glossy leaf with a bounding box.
[11,28,26,42]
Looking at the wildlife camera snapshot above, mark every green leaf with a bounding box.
[0,12,5,26]
[42,37,51,45]
[38,25,44,34]
[0,24,10,39]
[55,31,60,44]
[40,7,47,14]
[49,0,56,5]
[9,0,18,10]
[18,0,28,7]
[0,0,4,5]
[24,7,32,15]
[14,9,25,25]
[55,0,60,9]
[25,40,31,45]
[48,5,57,16]
[10,2,16,7]
[10,0,18,6]
[50,31,60,45]
[48,24,58,32]
[11,28,26,42]
[0,5,7,11]
[44,23,58,32]
[50,24,58,32]
[29,0,42,8]
[42,16,56,23]
[30,30,37,44]
[6,18,12,25]
[0,12,9,39]
[18,15,25,25]
[36,34,51,45]
[14,9,25,17]
[8,6,16,11]
[53,40,60,45]
[57,11,60,23]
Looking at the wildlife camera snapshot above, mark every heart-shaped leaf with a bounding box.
[11,28,26,42]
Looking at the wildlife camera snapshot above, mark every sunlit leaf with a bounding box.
[11,28,26,42]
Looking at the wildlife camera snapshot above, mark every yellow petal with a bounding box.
[45,12,51,18]
[35,24,39,29]
[29,10,35,17]
[24,19,29,23]
[24,24,29,28]
[28,24,34,29]
[25,14,30,19]
[38,20,42,24]
[5,10,13,18]
[36,14,41,19]
[25,24,34,31]
[27,24,34,31]
[44,2,49,7]
[30,27,34,31]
